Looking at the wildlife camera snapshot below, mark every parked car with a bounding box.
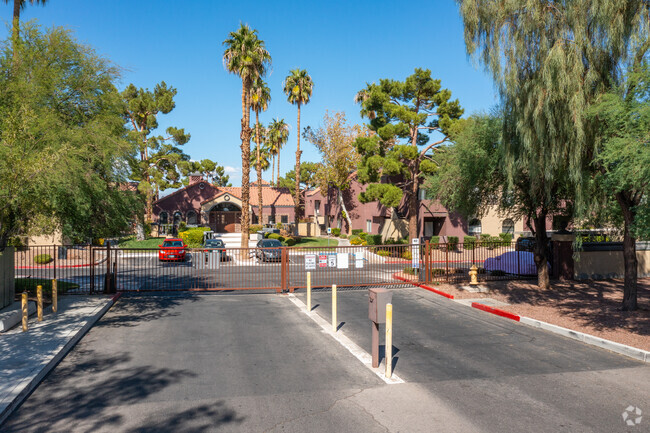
[202,238,226,261]
[255,239,282,262]
[158,239,187,262]
[484,250,551,275]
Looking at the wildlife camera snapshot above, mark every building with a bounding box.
[152,174,294,233]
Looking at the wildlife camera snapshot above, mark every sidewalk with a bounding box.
[0,295,119,425]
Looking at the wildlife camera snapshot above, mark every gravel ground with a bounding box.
[397,273,650,352]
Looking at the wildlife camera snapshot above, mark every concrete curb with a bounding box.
[0,293,121,426]
[392,274,455,299]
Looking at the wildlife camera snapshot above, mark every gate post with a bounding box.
[280,247,288,293]
[424,240,430,285]
[445,244,449,282]
[90,246,94,294]
[105,242,112,294]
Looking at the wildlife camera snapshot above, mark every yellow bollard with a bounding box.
[385,303,393,379]
[332,284,337,333]
[52,279,58,313]
[21,292,28,332]
[306,272,312,312]
[37,285,43,322]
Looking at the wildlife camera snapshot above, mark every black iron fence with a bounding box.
[13,241,536,295]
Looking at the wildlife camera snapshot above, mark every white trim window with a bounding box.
[468,218,482,236]
[366,219,372,233]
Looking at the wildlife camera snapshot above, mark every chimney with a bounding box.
[189,172,203,185]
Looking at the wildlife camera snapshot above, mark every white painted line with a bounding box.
[287,293,405,384]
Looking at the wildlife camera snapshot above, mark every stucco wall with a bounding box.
[574,250,650,279]
[479,208,524,237]
[29,233,63,246]
[0,247,15,309]
[381,216,409,242]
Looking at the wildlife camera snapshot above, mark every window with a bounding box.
[501,219,514,234]
[315,200,321,214]
[159,212,168,225]
[468,218,482,236]
[366,219,372,233]
[281,215,288,224]
[173,211,182,225]
[418,188,427,200]
[187,210,197,225]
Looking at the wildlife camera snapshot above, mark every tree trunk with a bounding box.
[240,81,251,246]
[533,212,550,290]
[338,189,353,234]
[11,0,20,67]
[255,111,263,226]
[408,166,419,242]
[277,149,281,188]
[271,154,275,186]
[294,102,302,229]
[616,192,638,311]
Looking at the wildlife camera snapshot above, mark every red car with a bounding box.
[158,239,187,262]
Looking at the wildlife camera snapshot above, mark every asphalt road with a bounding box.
[3,288,649,432]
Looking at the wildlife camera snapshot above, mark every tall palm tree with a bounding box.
[283,69,313,225]
[267,118,290,188]
[223,24,271,245]
[3,0,48,64]
[250,78,271,225]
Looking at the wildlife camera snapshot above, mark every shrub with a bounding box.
[331,228,341,237]
[285,237,297,246]
[463,236,477,250]
[359,232,367,240]
[480,234,496,249]
[178,221,187,232]
[377,250,391,257]
[178,228,210,247]
[144,223,153,238]
[366,234,382,246]
[447,236,459,251]
[401,250,412,260]
[498,233,513,246]
[350,236,363,245]
[275,222,283,229]
[352,229,363,236]
[34,254,53,265]
[430,236,440,247]
[338,234,347,239]
[249,225,263,234]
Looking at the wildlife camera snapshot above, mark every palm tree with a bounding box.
[223,24,271,245]
[283,69,313,225]
[267,118,290,188]
[3,0,48,64]
[250,78,271,225]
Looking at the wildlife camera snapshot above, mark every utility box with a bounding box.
[368,288,393,323]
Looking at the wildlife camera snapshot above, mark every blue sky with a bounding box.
[0,0,497,188]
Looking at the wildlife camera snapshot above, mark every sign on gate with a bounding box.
[355,251,364,268]
[337,253,349,269]
[411,238,420,269]
[327,254,336,268]
[319,254,327,268]
[305,254,316,270]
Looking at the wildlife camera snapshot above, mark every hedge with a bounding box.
[179,227,211,247]
[377,250,391,257]
[285,237,297,246]
[359,232,367,240]
[366,234,382,246]
[401,250,412,260]
[351,229,363,236]
[268,233,285,243]
[447,236,459,251]
[34,254,53,265]
[331,228,341,237]
[463,236,477,250]
[350,236,363,245]
[249,225,263,234]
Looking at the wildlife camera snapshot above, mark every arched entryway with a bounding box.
[209,202,242,233]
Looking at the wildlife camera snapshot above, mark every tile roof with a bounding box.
[221,186,294,207]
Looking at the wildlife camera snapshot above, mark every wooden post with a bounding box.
[385,303,393,378]
[332,284,337,333]
[37,285,43,322]
[52,279,58,313]
[21,292,28,332]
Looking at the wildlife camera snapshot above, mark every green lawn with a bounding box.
[118,236,166,249]
[293,237,339,248]
[15,278,79,296]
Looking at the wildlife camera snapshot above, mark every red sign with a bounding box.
[319,255,327,267]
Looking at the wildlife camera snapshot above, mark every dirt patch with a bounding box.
[428,278,650,352]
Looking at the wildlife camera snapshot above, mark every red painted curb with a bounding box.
[471,302,520,321]
[111,292,122,302]
[392,274,455,299]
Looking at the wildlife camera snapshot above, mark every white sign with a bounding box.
[337,253,349,269]
[305,254,316,270]
[319,254,328,268]
[355,251,364,269]
[328,254,337,268]
[411,238,420,269]
[327,227,332,234]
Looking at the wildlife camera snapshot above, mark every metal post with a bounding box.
[280,247,287,293]
[517,244,521,276]
[332,284,337,333]
[90,246,94,294]
[306,272,312,312]
[445,244,449,282]
[371,321,379,368]
[21,292,28,331]
[424,240,430,284]
[37,285,43,322]
[385,303,393,378]
[106,242,111,293]
[53,245,57,281]
[52,279,58,313]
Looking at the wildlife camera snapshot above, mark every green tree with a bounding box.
[588,62,650,310]
[0,24,138,245]
[122,82,190,226]
[267,118,290,186]
[277,162,320,199]
[223,24,271,244]
[250,78,271,223]
[457,0,648,291]
[354,68,463,241]
[2,0,48,65]
[303,111,365,233]
[178,159,231,187]
[283,69,313,224]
